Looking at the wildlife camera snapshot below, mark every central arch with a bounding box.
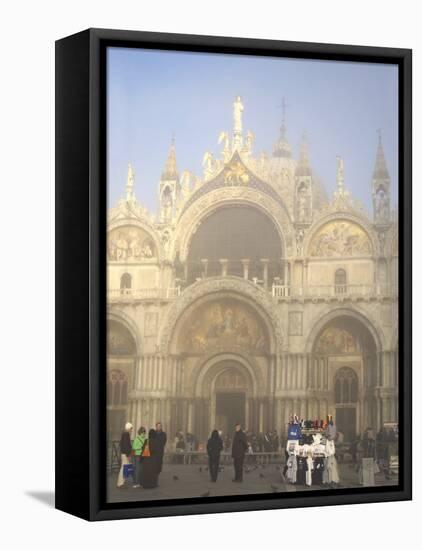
[160,277,284,355]
[185,205,283,284]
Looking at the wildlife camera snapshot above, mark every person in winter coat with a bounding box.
[142,429,160,489]
[117,422,133,488]
[207,430,223,482]
[132,426,146,488]
[155,422,167,474]
[231,423,248,482]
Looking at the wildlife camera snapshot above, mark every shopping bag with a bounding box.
[123,463,134,480]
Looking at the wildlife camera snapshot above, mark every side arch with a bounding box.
[107,308,142,356]
[305,305,386,354]
[304,212,380,258]
[107,217,165,263]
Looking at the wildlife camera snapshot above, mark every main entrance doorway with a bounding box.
[215,392,245,435]
[336,407,357,442]
[212,365,249,436]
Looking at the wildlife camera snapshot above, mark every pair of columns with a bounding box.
[199,258,271,287]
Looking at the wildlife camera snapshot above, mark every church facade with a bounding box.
[106,97,398,443]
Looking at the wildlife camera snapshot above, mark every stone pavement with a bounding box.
[107,461,398,503]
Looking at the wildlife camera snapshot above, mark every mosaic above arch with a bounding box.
[309,220,372,257]
[315,326,359,354]
[178,298,269,354]
[107,224,156,261]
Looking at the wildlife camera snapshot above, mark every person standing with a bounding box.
[207,430,223,482]
[117,422,133,488]
[142,429,160,489]
[155,422,167,475]
[231,423,248,482]
[132,426,146,488]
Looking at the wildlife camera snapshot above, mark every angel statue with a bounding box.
[245,130,255,151]
[203,151,215,179]
[218,131,230,150]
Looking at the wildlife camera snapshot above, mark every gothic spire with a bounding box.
[373,129,390,181]
[161,135,178,180]
[273,97,292,158]
[372,130,391,224]
[336,156,346,195]
[295,131,311,176]
[125,162,136,202]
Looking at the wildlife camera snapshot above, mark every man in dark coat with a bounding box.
[231,423,248,482]
[155,422,167,474]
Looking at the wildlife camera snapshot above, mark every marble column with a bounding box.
[201,258,208,278]
[241,259,250,280]
[219,258,228,277]
[260,258,269,289]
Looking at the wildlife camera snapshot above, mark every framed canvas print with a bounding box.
[55,28,412,521]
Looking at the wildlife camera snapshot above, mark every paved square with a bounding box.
[108,461,397,503]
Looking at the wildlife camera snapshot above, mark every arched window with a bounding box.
[120,272,132,295]
[107,369,128,407]
[335,268,347,294]
[334,367,358,404]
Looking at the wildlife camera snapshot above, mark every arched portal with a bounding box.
[107,319,137,439]
[311,315,379,440]
[192,353,259,440]
[183,205,284,286]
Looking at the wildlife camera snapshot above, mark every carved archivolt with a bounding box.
[304,213,379,258]
[158,277,285,354]
[173,186,293,262]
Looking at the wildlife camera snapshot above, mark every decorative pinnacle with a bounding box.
[295,131,311,175]
[336,156,345,194]
[162,135,178,180]
[273,97,291,158]
[125,162,135,202]
[373,129,390,181]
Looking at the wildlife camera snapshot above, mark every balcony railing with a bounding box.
[108,287,181,301]
[271,283,395,299]
[107,282,396,303]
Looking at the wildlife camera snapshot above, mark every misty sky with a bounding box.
[107,47,398,214]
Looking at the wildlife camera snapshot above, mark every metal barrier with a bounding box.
[107,442,284,472]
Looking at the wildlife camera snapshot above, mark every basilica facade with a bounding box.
[107,97,398,443]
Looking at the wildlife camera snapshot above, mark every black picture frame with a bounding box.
[55,28,412,521]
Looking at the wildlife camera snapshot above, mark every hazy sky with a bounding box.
[107,47,398,214]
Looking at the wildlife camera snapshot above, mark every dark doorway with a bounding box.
[336,407,357,442]
[215,392,245,436]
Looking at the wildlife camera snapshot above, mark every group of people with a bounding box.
[117,421,251,487]
[117,422,167,489]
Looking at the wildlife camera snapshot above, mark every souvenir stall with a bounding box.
[284,416,340,488]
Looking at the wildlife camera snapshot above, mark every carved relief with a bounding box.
[223,160,250,185]
[107,225,156,261]
[178,299,269,354]
[309,221,372,257]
